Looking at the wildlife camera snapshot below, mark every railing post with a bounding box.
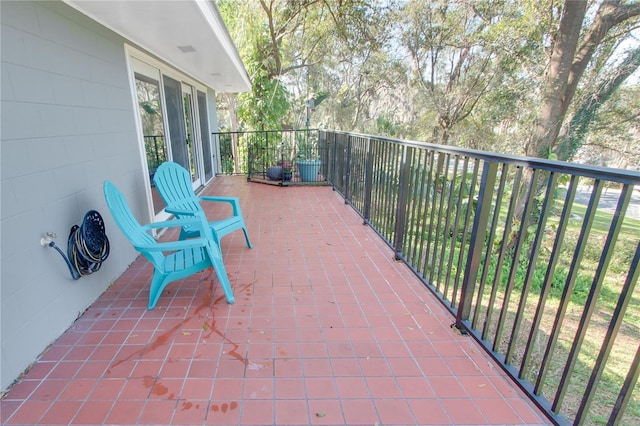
[455,161,498,329]
[362,137,373,224]
[393,145,412,260]
[344,135,353,203]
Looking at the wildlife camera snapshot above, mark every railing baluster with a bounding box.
[413,150,430,272]
[438,155,459,299]
[506,171,558,365]
[473,163,508,331]
[452,159,480,309]
[553,183,633,413]
[344,135,352,204]
[429,153,448,286]
[494,169,539,357]
[609,338,640,425]
[577,236,640,424]
[445,157,469,296]
[456,161,499,327]
[394,145,411,259]
[520,174,579,381]
[362,137,373,224]
[424,151,438,285]
[483,166,522,341]
[536,179,603,399]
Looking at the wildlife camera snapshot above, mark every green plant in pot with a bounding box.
[297,157,321,182]
[279,161,293,181]
[296,136,321,182]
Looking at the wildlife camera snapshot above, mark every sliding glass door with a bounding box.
[130,51,215,220]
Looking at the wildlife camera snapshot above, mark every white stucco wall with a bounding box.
[1,0,148,390]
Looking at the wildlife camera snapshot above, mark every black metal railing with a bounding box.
[213,128,640,424]
[320,130,640,426]
[213,130,327,184]
[143,135,167,177]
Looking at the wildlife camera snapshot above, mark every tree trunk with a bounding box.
[529,0,587,158]
[558,46,640,161]
[529,0,640,159]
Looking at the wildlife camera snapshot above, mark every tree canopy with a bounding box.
[217,0,640,169]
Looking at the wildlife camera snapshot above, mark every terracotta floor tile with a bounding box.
[387,356,422,377]
[441,399,487,424]
[274,377,305,399]
[137,399,178,425]
[341,398,378,424]
[308,399,345,425]
[429,376,469,399]
[70,400,113,425]
[243,377,273,399]
[475,397,525,424]
[366,376,403,399]
[30,379,67,400]
[206,400,241,424]
[274,358,303,377]
[397,376,435,399]
[172,400,209,425]
[374,398,416,424]
[3,379,38,400]
[358,357,392,377]
[275,399,309,425]
[89,378,126,400]
[3,400,51,424]
[508,397,549,424]
[40,400,82,424]
[334,377,370,399]
[240,399,273,425]
[305,377,338,399]
[179,378,215,400]
[59,379,99,400]
[407,399,451,425]
[303,358,332,377]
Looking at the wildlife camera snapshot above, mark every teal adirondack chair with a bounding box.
[153,162,252,248]
[103,181,234,309]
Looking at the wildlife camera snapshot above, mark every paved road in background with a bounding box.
[574,186,640,220]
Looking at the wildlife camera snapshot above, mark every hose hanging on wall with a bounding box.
[42,210,110,280]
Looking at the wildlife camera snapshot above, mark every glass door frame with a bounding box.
[181,82,204,189]
[126,45,215,223]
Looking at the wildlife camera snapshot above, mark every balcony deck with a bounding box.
[1,176,550,425]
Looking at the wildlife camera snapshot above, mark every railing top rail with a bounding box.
[321,129,640,185]
[214,129,320,136]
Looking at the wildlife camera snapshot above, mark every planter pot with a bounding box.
[283,171,292,181]
[267,166,283,180]
[297,160,321,182]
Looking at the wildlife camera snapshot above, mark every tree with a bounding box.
[399,0,547,146]
[558,46,640,161]
[529,0,640,159]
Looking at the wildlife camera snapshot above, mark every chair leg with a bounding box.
[148,271,168,309]
[206,245,234,304]
[242,227,253,249]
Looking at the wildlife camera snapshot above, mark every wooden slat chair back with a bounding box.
[103,180,234,309]
[153,162,252,248]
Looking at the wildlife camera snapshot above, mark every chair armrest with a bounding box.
[134,237,207,252]
[164,206,202,217]
[199,196,242,216]
[141,217,205,231]
[199,195,240,204]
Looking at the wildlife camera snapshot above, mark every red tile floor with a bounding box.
[1,176,551,425]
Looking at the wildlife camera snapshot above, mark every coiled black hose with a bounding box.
[68,210,110,278]
[48,210,110,280]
